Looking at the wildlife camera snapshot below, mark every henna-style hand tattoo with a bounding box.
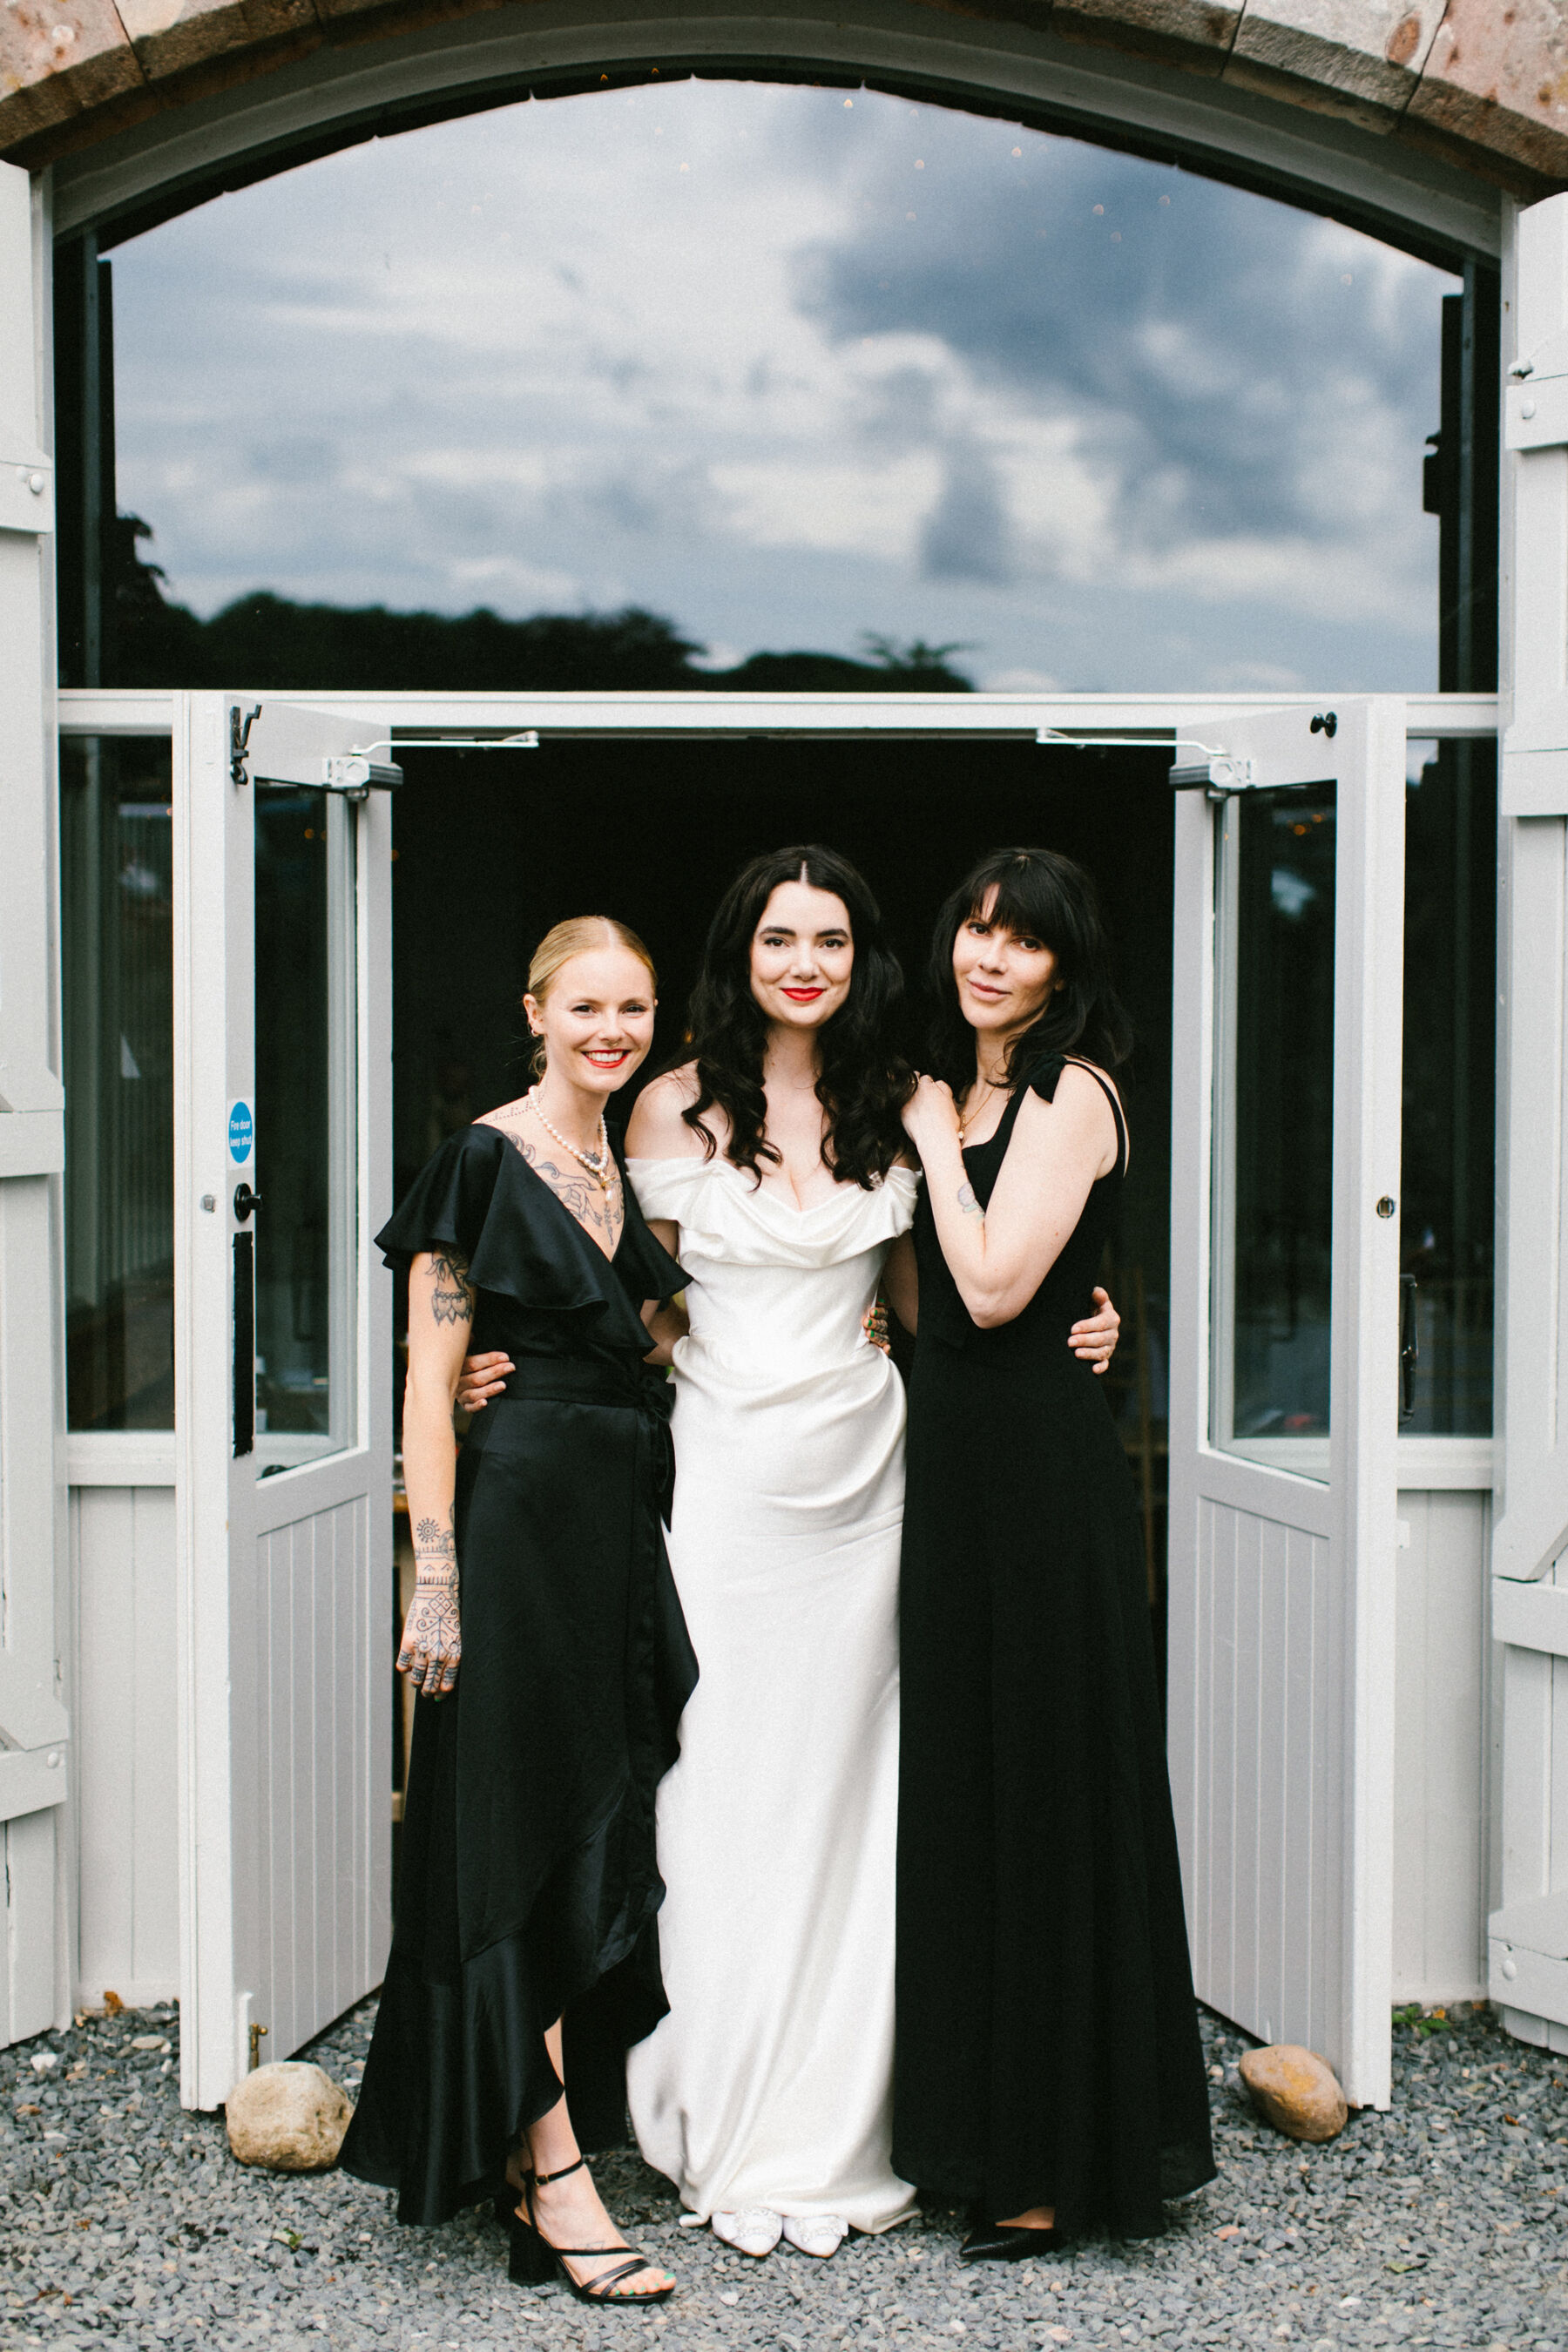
[398,1577,462,1696]
[415,1517,456,1565]
[429,1250,476,1327]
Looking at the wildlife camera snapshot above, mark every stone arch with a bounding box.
[4,2,1564,247]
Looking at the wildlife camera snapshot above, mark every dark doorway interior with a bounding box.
[389,733,1175,1603]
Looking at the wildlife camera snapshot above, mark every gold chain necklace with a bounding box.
[956,1078,1004,1148]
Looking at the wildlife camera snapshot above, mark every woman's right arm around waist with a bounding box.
[399,1247,476,1699]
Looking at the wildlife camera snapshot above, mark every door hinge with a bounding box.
[230,704,260,788]
[321,756,404,801]
[1168,754,1258,795]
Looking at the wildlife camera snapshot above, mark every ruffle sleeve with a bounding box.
[376,1126,685,1343]
[624,1155,710,1227]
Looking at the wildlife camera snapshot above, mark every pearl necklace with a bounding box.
[526,1091,614,1191]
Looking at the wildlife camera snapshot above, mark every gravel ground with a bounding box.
[3,1998,1567,2350]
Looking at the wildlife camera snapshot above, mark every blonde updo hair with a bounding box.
[526,916,659,1078]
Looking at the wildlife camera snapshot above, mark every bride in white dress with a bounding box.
[622,848,920,2258]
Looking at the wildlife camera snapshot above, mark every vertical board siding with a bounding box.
[71,1485,178,2006]
[1390,1490,1490,2004]
[253,1494,372,2061]
[1194,1498,1336,2055]
[3,1812,59,2042]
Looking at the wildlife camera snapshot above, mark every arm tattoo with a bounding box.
[429,1250,476,1327]
[414,1517,456,1587]
[957,1181,984,1220]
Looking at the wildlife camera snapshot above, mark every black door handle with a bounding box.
[233,1183,263,1222]
[233,1229,255,1458]
[1399,1272,1419,1423]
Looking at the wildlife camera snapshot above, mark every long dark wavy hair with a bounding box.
[927,847,1132,1095]
[679,844,912,1189]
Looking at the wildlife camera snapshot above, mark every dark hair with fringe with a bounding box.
[927,846,1132,1095]
[679,845,912,1189]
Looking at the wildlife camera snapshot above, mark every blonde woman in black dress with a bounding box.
[339,918,695,2307]
[894,848,1215,2256]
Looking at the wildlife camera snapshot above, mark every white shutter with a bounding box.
[1489,193,1568,2038]
[0,159,70,2046]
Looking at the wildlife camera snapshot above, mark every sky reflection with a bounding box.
[110,78,1457,691]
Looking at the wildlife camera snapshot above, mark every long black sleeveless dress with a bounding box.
[338,1123,698,2225]
[892,1059,1214,2241]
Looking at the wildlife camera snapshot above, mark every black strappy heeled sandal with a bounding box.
[504,2155,676,2305]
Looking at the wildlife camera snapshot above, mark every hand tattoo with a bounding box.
[429,1251,475,1327]
[399,1575,461,1693]
[415,1517,456,1565]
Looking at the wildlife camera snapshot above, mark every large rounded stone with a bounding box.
[1238,2044,1348,2143]
[225,2061,355,2170]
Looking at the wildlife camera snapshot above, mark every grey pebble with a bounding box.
[2,2001,1566,2348]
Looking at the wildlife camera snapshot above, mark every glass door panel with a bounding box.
[253,787,357,1471]
[59,736,176,1430]
[1214,785,1336,1475]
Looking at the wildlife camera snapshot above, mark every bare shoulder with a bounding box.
[625,1065,711,1159]
[477,1092,531,1135]
[1015,1062,1124,1170]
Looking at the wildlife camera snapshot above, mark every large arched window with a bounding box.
[55,78,1492,697]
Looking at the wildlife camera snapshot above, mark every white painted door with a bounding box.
[173,696,394,2109]
[0,157,71,2047]
[1486,190,1568,2036]
[1166,700,1406,2110]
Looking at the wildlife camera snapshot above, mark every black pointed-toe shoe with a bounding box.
[959,2221,1063,2264]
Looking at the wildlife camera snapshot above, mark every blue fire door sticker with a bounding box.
[227,1100,254,1165]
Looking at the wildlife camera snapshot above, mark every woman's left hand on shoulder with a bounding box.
[901,1073,959,1148]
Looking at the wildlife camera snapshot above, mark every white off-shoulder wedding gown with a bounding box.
[624,1153,919,2234]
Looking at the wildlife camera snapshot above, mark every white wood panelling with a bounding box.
[1391,1490,1491,2005]
[0,159,69,2051]
[68,1435,178,1487]
[1491,191,1568,2052]
[249,1496,375,2066]
[71,1486,179,2009]
[1187,1497,1338,2058]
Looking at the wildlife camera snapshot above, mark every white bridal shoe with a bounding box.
[781,2214,850,2260]
[712,2207,783,2258]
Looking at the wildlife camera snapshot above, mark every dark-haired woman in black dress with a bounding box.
[893,848,1214,2255]
[338,916,695,2307]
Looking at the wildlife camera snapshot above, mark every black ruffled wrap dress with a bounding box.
[893,1059,1215,2242]
[338,1123,698,2225]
